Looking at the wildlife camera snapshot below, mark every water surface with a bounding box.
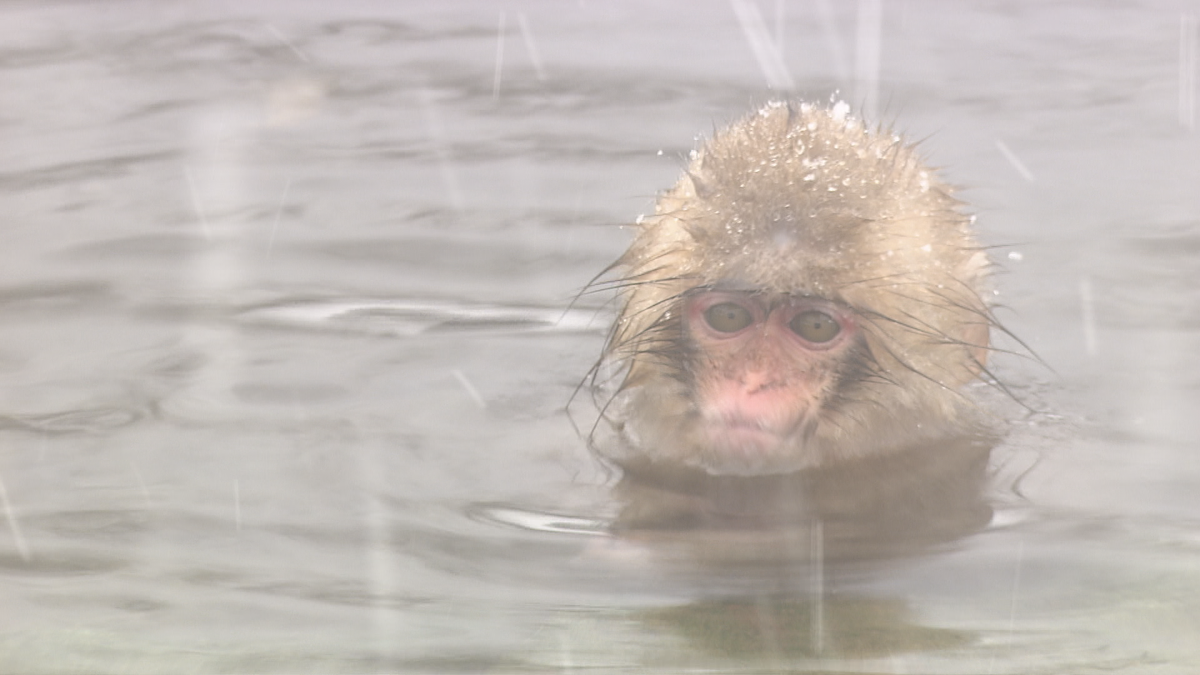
[1,1,1199,672]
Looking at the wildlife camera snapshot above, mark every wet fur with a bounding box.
[586,102,1002,475]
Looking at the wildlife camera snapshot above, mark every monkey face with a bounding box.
[589,103,996,476]
[682,290,860,463]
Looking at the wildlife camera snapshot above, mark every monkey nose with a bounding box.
[741,369,784,394]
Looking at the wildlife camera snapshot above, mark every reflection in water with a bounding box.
[476,436,994,663]
[611,436,994,564]
[646,594,972,660]
[586,438,994,663]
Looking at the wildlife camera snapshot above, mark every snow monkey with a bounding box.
[590,102,996,478]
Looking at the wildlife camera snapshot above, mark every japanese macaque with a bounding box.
[589,101,996,479]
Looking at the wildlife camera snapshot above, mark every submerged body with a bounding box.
[593,102,995,477]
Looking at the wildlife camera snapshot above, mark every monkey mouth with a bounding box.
[702,414,793,455]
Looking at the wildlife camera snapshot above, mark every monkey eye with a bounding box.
[789,310,841,343]
[704,302,754,333]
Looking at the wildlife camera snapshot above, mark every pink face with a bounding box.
[683,290,859,459]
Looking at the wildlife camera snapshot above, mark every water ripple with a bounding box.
[467,502,608,537]
[0,407,142,435]
[239,297,602,337]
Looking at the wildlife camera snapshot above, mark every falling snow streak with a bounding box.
[995,140,1036,183]
[492,12,506,101]
[854,0,882,121]
[0,470,30,561]
[1080,275,1097,357]
[731,0,794,91]
[516,12,546,81]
